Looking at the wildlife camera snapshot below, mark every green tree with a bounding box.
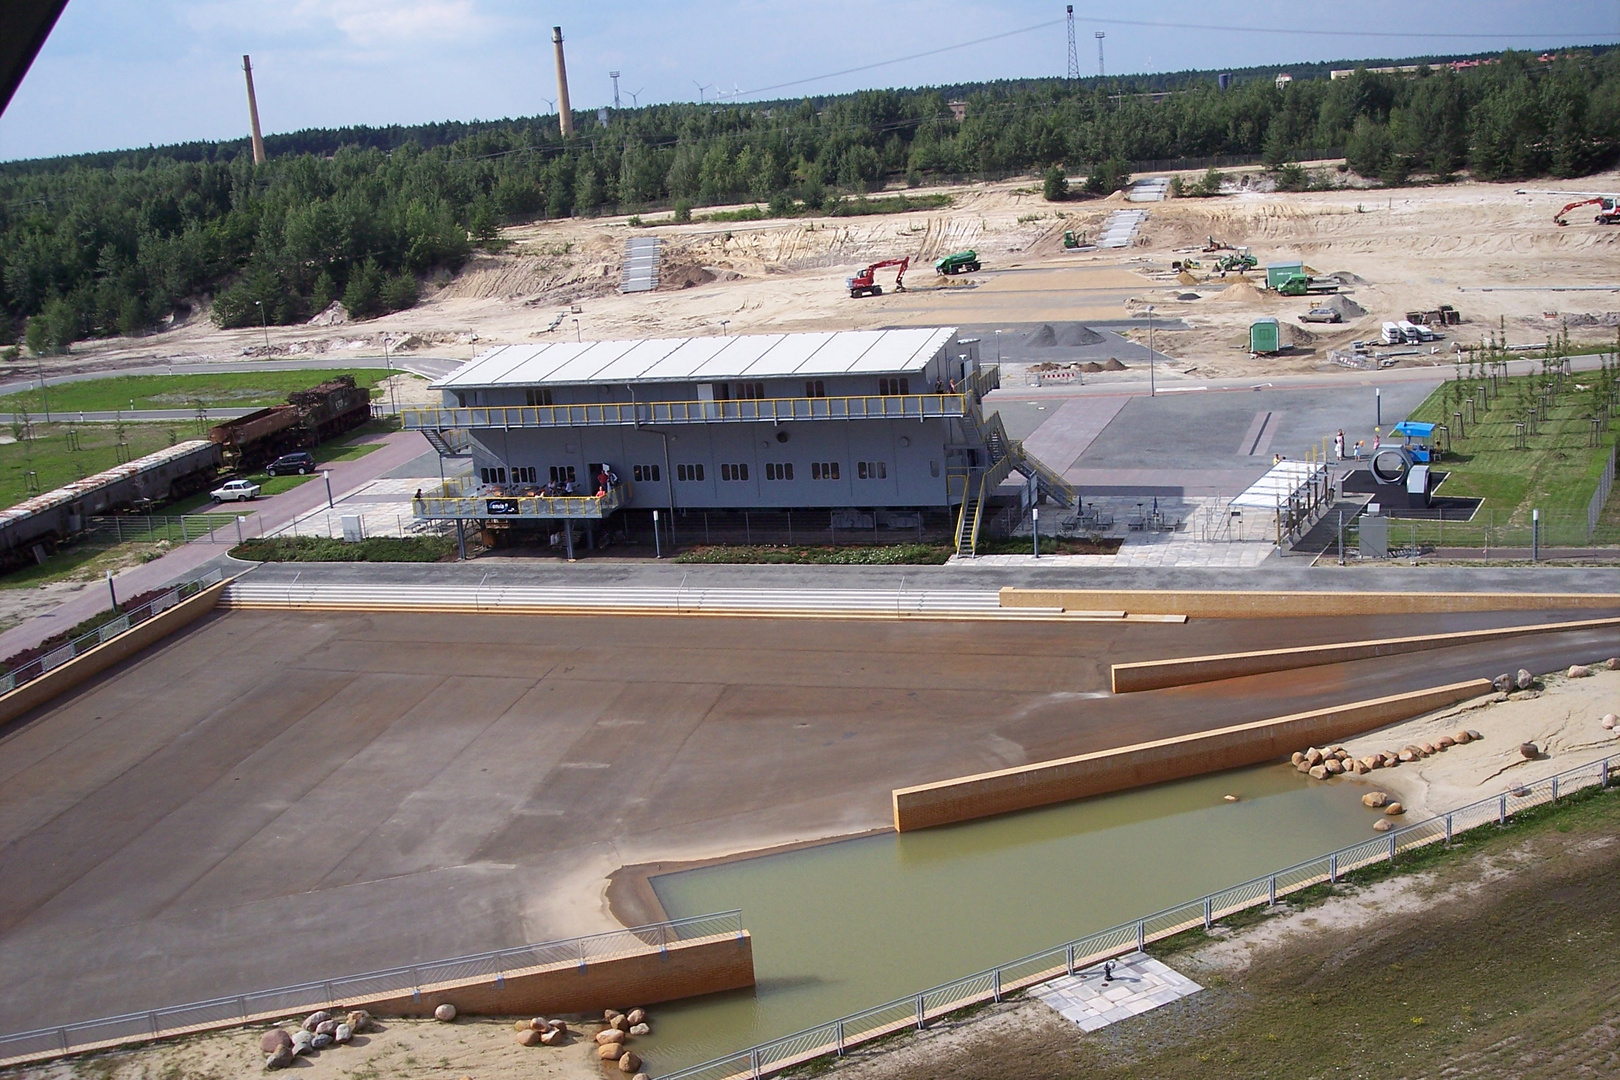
[1042,166,1068,201]
[342,258,384,319]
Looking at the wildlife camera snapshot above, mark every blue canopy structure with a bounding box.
[1391,421,1435,439]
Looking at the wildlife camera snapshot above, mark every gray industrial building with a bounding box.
[403,327,1073,555]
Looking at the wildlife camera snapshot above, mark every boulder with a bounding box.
[529,1017,550,1031]
[1493,673,1513,693]
[1466,730,1482,741]
[627,1008,647,1026]
[1607,657,1620,670]
[302,1011,330,1032]
[1309,765,1329,780]
[1601,713,1617,729]
[619,1051,643,1073]
[604,1009,622,1022]
[629,1022,651,1036]
[434,1003,457,1023]
[345,1011,373,1033]
[315,1020,339,1037]
[634,1074,651,1080]
[597,1029,627,1045]
[540,1028,564,1046]
[1515,669,1534,690]
[599,1043,625,1061]
[1362,757,1380,771]
[1385,802,1405,816]
[1305,747,1324,766]
[517,1029,541,1047]
[612,1015,630,1032]
[290,1030,314,1056]
[1362,791,1390,808]
[310,1033,333,1050]
[1437,736,1455,749]
[334,1024,352,1045]
[265,1046,294,1070]
[1420,743,1437,756]
[1568,664,1591,678]
[1291,751,1305,766]
[1295,759,1313,773]
[1382,751,1401,767]
[1520,742,1539,759]
[1324,758,1343,775]
[261,1030,293,1054]
[1398,749,1417,763]
[1454,730,1472,744]
[1373,818,1393,832]
[549,1020,570,1034]
[514,1020,529,1032]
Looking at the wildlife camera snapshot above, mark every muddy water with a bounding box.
[640,764,1374,1072]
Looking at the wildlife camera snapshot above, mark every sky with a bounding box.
[0,0,1615,161]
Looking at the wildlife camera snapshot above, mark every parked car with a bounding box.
[1299,308,1342,323]
[266,451,316,476]
[211,478,261,502]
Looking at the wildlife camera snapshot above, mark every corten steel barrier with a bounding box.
[654,756,1616,1080]
[0,568,225,695]
[0,910,743,1067]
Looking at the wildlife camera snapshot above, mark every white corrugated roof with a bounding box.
[434,328,959,388]
[1230,461,1323,508]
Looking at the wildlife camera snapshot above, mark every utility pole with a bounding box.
[242,55,267,165]
[1095,32,1106,78]
[1065,7,1079,82]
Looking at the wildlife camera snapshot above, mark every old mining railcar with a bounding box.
[289,376,372,442]
[0,440,222,567]
[209,376,373,467]
[208,405,302,468]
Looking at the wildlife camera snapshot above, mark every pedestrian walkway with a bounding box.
[1033,952,1202,1032]
[620,236,661,293]
[1097,208,1148,248]
[1126,176,1170,203]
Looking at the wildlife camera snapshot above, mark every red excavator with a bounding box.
[847,257,909,298]
[1553,196,1620,226]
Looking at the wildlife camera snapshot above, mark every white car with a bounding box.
[211,479,261,502]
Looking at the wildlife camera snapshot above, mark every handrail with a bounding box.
[0,910,744,1067]
[414,481,633,521]
[654,755,1616,1080]
[403,393,970,430]
[0,569,226,696]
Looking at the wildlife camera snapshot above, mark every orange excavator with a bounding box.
[847,257,909,299]
[1553,196,1620,226]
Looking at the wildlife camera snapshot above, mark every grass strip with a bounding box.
[673,543,953,565]
[230,536,455,563]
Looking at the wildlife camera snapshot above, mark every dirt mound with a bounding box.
[1080,361,1103,372]
[1055,323,1105,347]
[1177,271,1200,285]
[1211,278,1266,305]
[1328,294,1368,318]
[306,301,348,327]
[1101,357,1128,370]
[1286,323,1320,347]
[659,260,717,290]
[1328,270,1370,285]
[1025,323,1058,347]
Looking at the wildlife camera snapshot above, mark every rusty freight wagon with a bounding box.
[208,375,374,468]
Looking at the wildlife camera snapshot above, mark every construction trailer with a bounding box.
[1250,317,1281,354]
[401,328,1076,557]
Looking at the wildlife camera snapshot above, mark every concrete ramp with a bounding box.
[1098,208,1147,248]
[620,235,661,293]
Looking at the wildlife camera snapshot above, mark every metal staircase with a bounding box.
[419,427,471,456]
[952,400,1078,557]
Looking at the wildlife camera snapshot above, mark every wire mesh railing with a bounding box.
[655,756,1615,1080]
[0,568,225,696]
[0,910,743,1066]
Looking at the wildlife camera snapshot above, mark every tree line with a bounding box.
[0,48,1614,352]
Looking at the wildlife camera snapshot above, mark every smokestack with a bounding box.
[552,26,574,138]
[242,55,267,165]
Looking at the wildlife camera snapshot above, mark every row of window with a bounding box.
[470,378,933,409]
[484,460,901,486]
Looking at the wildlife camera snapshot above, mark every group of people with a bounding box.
[540,465,618,498]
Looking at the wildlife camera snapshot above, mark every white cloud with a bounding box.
[179,0,496,50]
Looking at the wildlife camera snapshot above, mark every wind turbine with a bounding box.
[692,80,714,103]
[628,87,645,108]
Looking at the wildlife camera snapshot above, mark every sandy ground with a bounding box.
[26,168,1619,385]
[1296,663,1620,819]
[10,1016,618,1080]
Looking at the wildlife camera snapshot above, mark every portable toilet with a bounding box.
[1266,262,1304,290]
[1250,317,1281,354]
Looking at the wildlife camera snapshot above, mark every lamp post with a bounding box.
[994,329,1002,364]
[652,508,662,558]
[573,318,581,343]
[322,471,334,510]
[1031,506,1039,558]
[254,300,270,354]
[35,354,50,422]
[382,335,398,417]
[1146,305,1156,398]
[719,320,730,337]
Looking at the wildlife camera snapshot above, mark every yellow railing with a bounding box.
[412,480,633,520]
[404,393,970,431]
[969,455,1016,555]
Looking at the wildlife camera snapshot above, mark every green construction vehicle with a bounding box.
[1275,273,1339,297]
[1062,231,1083,249]
[1214,249,1258,274]
[935,250,981,275]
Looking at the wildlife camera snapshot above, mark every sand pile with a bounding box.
[1025,323,1058,346]
[307,302,348,327]
[1101,357,1127,370]
[1055,323,1105,346]
[1328,294,1368,318]
[1211,278,1266,304]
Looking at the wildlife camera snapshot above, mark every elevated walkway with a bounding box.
[954,404,1079,557]
[414,477,632,521]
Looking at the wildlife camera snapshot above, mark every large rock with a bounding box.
[1398,749,1418,763]
[1324,758,1344,775]
[302,1011,330,1033]
[540,1028,564,1046]
[1453,730,1472,744]
[604,1009,622,1022]
[629,1022,650,1036]
[618,1051,643,1073]
[434,1003,457,1023]
[1305,747,1324,766]
[1420,743,1437,756]
[528,1017,550,1031]
[611,1015,630,1032]
[1465,730,1482,741]
[1493,673,1513,693]
[315,1020,339,1037]
[1385,802,1405,816]
[1437,736,1455,749]
[1607,657,1620,670]
[549,1020,570,1034]
[290,1031,314,1056]
[599,1043,626,1061]
[1602,713,1618,730]
[334,1024,352,1045]
[1362,791,1390,808]
[1568,664,1591,678]
[261,1030,293,1055]
[597,1029,627,1045]
[1515,669,1534,690]
[1362,757,1380,771]
[517,1029,541,1047]
[310,1033,334,1050]
[1308,764,1329,780]
[1295,759,1312,773]
[1373,818,1393,832]
[265,1046,294,1070]
[345,1011,373,1033]
[1520,742,1539,759]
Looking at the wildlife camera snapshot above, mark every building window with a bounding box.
[804,380,826,398]
[930,460,941,478]
[733,382,766,400]
[525,388,554,406]
[857,461,888,480]
[677,463,706,482]
[878,377,910,396]
[811,461,841,481]
[765,462,794,481]
[512,466,537,484]
[633,464,660,482]
[720,463,750,482]
[480,466,508,484]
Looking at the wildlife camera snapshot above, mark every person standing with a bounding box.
[1334,429,1345,461]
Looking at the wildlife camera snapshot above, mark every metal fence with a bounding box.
[0,910,743,1066]
[86,513,256,546]
[1589,443,1616,539]
[655,755,1616,1080]
[0,568,226,696]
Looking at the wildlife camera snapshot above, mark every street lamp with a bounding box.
[995,329,1002,364]
[382,335,398,417]
[34,353,50,422]
[254,300,270,354]
[1146,305,1156,398]
[573,318,581,343]
[719,320,730,337]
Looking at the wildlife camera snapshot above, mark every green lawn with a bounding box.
[0,422,192,507]
[0,368,393,416]
[1402,372,1618,546]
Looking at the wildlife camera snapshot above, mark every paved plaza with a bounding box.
[1034,952,1203,1032]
